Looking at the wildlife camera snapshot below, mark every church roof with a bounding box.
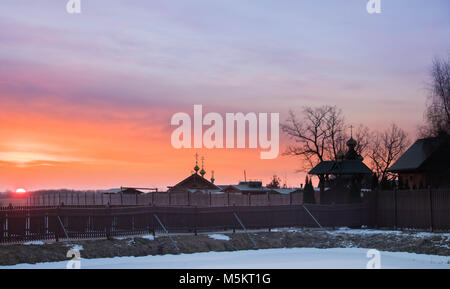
[308,160,372,175]
[388,135,450,173]
[168,173,221,192]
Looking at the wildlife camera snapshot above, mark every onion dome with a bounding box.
[346,137,357,149]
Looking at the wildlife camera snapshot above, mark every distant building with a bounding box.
[120,188,145,194]
[309,136,373,204]
[221,182,301,195]
[221,181,271,195]
[388,135,450,190]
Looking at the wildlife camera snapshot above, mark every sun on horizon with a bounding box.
[15,188,27,194]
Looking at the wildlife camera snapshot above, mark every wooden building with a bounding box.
[167,155,222,194]
[309,136,373,204]
[388,134,450,190]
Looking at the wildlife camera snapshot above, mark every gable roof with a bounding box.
[168,173,221,192]
[271,188,302,194]
[388,136,450,173]
[308,160,372,175]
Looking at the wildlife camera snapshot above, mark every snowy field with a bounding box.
[3,247,449,269]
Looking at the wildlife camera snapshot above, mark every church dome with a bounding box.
[346,137,357,148]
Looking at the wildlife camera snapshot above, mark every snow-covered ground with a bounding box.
[3,248,449,269]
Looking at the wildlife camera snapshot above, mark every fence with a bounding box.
[372,189,450,231]
[23,191,305,207]
[1,189,449,244]
[0,204,369,244]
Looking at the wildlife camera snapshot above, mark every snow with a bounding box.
[65,244,84,251]
[23,241,45,245]
[329,227,450,238]
[139,235,155,240]
[115,234,155,241]
[3,248,449,269]
[208,234,230,241]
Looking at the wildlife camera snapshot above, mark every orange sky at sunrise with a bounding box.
[1,1,449,192]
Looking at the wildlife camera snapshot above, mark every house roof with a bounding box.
[308,160,372,175]
[223,184,271,192]
[271,188,301,194]
[388,135,450,173]
[222,181,272,193]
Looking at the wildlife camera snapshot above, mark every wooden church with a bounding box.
[309,135,373,204]
[167,154,222,194]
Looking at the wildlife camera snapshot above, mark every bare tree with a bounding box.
[420,56,450,137]
[282,105,344,170]
[368,123,410,181]
[324,106,346,160]
[266,175,281,189]
[353,124,371,159]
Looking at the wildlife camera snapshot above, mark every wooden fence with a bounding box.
[0,204,369,244]
[1,189,449,243]
[371,189,450,231]
[23,191,306,207]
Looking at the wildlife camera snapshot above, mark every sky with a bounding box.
[0,0,449,191]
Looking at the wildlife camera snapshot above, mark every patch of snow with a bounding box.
[65,244,84,251]
[139,235,155,240]
[114,236,131,240]
[3,248,449,269]
[329,228,450,238]
[23,241,45,245]
[208,234,230,241]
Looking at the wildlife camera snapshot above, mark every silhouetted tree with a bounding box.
[266,175,281,189]
[303,176,316,204]
[420,56,450,137]
[368,123,410,181]
[282,105,345,170]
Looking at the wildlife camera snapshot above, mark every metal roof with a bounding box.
[388,136,450,172]
[308,160,372,175]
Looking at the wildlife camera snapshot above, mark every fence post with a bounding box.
[105,205,112,240]
[374,189,378,229]
[428,188,434,232]
[55,207,60,242]
[393,189,398,230]
[194,206,198,236]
